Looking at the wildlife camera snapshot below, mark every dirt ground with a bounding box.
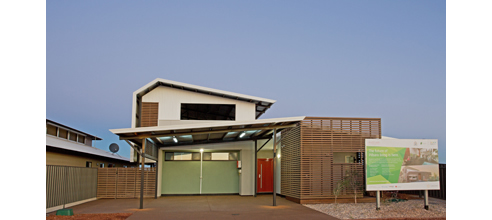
[46,213,132,220]
[357,218,445,220]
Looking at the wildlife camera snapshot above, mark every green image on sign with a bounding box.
[366,146,406,185]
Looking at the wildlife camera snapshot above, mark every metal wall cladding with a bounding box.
[46,165,98,208]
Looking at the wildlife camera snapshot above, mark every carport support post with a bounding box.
[140,139,146,209]
[254,139,257,197]
[155,159,158,199]
[273,128,277,206]
[424,190,429,210]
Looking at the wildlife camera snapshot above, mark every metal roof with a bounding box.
[133,78,277,119]
[46,135,130,162]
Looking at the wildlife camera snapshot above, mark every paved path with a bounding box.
[51,195,340,220]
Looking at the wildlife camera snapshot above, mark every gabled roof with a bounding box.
[134,78,276,119]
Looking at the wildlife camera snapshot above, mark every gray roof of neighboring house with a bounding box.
[46,119,128,162]
[46,135,130,162]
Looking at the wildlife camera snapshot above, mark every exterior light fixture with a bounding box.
[200,148,204,152]
[173,136,178,143]
[239,132,246,138]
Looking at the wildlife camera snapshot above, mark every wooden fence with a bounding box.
[404,164,446,200]
[46,165,98,209]
[97,167,156,199]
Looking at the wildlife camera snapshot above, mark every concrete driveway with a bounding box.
[56,195,339,220]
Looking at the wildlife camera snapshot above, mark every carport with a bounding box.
[110,116,305,209]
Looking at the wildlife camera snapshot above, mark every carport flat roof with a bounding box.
[110,116,305,148]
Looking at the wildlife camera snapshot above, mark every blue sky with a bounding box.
[46,1,446,163]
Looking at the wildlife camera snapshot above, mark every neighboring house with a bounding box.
[110,78,382,203]
[46,119,132,168]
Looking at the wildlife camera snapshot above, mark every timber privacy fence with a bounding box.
[97,167,156,199]
[46,165,98,209]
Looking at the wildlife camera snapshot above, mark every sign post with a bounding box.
[424,190,429,210]
[365,139,440,210]
[376,190,381,210]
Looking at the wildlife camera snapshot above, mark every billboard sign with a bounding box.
[365,139,440,191]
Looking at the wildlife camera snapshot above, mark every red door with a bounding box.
[257,158,273,193]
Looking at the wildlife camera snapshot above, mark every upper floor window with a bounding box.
[46,123,91,146]
[69,132,77,142]
[181,104,235,120]
[77,135,85,144]
[47,124,57,136]
[58,128,68,139]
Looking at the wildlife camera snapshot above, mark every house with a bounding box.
[46,119,132,168]
[110,78,381,204]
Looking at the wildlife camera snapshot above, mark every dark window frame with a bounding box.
[180,103,236,120]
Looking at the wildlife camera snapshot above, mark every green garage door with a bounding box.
[161,152,239,195]
[202,161,238,194]
[161,161,201,194]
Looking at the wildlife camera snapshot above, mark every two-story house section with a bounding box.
[131,78,272,128]
[111,78,381,204]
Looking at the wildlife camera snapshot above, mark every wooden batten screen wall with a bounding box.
[46,165,98,209]
[281,125,302,200]
[281,117,381,202]
[141,102,158,127]
[145,139,158,159]
[97,167,156,199]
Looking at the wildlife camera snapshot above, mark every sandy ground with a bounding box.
[46,213,132,220]
[304,198,445,220]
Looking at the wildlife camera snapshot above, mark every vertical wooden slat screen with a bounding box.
[145,139,158,159]
[141,102,158,127]
[97,167,156,199]
[281,117,381,203]
[46,165,98,209]
[281,125,301,200]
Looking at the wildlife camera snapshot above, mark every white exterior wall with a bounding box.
[157,141,256,196]
[142,86,256,124]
